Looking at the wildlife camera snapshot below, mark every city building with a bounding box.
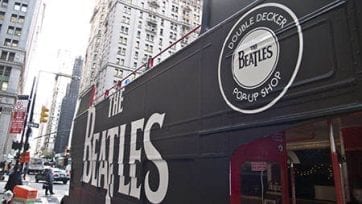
[41,50,74,154]
[0,0,44,160]
[54,57,82,154]
[79,0,203,99]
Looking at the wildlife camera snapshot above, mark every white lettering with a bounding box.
[82,112,169,204]
[129,119,144,199]
[144,113,169,204]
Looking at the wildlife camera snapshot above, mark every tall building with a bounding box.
[80,0,202,98]
[0,0,44,160]
[41,49,74,154]
[54,57,82,154]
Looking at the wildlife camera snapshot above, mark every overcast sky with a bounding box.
[27,0,95,152]
[27,0,94,80]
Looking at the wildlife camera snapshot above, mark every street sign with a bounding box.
[28,122,39,128]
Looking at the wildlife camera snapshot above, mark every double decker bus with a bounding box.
[65,0,362,203]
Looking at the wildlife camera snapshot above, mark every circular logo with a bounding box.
[232,27,279,89]
[218,3,303,114]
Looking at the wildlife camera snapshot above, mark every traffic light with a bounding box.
[40,105,49,123]
[11,141,22,150]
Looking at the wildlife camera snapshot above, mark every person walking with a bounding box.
[44,168,54,196]
[4,165,22,192]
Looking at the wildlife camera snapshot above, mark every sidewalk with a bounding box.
[0,175,63,204]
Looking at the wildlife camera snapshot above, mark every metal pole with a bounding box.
[329,120,344,204]
[16,78,36,166]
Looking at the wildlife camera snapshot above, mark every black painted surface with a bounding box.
[67,1,362,203]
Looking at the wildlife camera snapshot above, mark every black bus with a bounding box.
[65,0,362,203]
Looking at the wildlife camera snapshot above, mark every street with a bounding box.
[0,174,68,203]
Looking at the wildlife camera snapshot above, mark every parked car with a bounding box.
[35,168,69,184]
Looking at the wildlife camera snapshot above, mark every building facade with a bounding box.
[0,0,43,160]
[80,0,202,99]
[54,57,82,154]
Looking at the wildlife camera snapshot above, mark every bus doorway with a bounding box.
[230,134,289,204]
[230,112,362,204]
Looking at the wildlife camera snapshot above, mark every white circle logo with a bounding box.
[218,3,303,114]
[232,27,279,89]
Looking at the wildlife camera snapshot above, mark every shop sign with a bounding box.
[218,3,303,114]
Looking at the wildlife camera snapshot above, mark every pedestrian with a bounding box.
[4,165,22,192]
[22,163,28,180]
[44,168,54,196]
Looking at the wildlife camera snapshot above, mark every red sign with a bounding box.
[9,120,24,134]
[251,161,268,171]
[9,98,28,134]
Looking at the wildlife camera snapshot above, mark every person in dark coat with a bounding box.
[44,168,54,195]
[4,165,22,192]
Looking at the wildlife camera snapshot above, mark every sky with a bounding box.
[26,0,95,153]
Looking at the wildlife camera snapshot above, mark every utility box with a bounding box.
[13,185,38,200]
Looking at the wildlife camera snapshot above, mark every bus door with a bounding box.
[230,134,289,204]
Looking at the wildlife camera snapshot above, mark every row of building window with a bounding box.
[14,2,27,12]
[0,12,25,24]
[7,26,22,36]
[11,14,25,24]
[0,2,24,13]
[4,38,18,47]
[0,50,15,62]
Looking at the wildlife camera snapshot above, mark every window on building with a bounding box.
[10,14,17,23]
[119,36,127,45]
[15,27,21,36]
[159,38,163,46]
[0,11,5,21]
[170,22,177,31]
[139,11,143,19]
[122,16,130,24]
[7,26,14,34]
[136,41,140,49]
[133,62,137,68]
[134,51,138,59]
[114,68,123,78]
[146,34,154,42]
[145,44,153,52]
[14,2,20,10]
[120,58,125,65]
[160,28,163,36]
[18,15,25,23]
[137,30,141,38]
[1,0,9,8]
[21,4,27,12]
[0,51,7,60]
[4,38,11,46]
[12,40,18,47]
[8,52,15,62]
[121,26,129,34]
[0,65,11,91]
